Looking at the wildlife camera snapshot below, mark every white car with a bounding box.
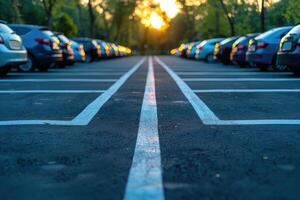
[0,21,27,75]
[195,38,224,63]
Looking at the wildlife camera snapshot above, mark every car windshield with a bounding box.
[288,25,300,35]
[255,28,285,39]
[234,37,247,45]
[57,35,69,43]
[220,37,235,45]
[0,23,13,33]
[42,30,54,37]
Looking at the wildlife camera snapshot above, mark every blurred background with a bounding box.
[0,0,299,54]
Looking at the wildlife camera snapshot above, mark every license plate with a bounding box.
[249,45,256,51]
[9,40,21,50]
[282,42,292,51]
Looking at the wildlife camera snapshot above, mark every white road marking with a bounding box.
[183,78,300,82]
[155,57,220,124]
[177,72,292,76]
[193,89,300,93]
[0,58,146,126]
[0,90,105,94]
[156,57,300,125]
[0,79,117,82]
[9,72,124,76]
[49,69,128,72]
[124,57,164,200]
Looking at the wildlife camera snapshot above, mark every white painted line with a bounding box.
[156,57,300,125]
[0,79,117,82]
[49,69,128,72]
[193,89,300,93]
[0,90,105,94]
[183,78,300,82]
[155,57,220,124]
[124,57,164,200]
[0,57,146,126]
[9,72,124,76]
[177,72,292,76]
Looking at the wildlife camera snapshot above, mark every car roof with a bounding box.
[0,20,7,24]
[9,24,49,30]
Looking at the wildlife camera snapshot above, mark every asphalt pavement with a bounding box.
[0,56,299,200]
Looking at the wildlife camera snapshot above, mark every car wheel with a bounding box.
[257,63,269,71]
[0,67,10,76]
[273,64,288,72]
[38,64,49,72]
[205,54,214,63]
[18,55,35,72]
[85,54,92,63]
[290,66,300,75]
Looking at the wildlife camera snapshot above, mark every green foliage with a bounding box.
[53,12,78,36]
[0,0,299,53]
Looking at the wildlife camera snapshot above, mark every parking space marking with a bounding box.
[9,72,124,76]
[193,89,300,93]
[156,57,300,125]
[0,79,117,82]
[183,78,300,82]
[124,57,164,200]
[177,72,292,76]
[0,57,146,126]
[0,90,105,94]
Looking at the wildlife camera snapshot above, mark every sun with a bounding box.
[149,12,165,30]
[154,0,180,19]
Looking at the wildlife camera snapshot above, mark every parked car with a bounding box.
[0,20,27,75]
[54,32,75,67]
[71,38,100,62]
[230,33,260,67]
[70,40,85,62]
[277,24,300,74]
[178,43,190,58]
[186,42,200,59]
[96,40,108,58]
[214,36,239,65]
[246,26,293,71]
[195,38,224,63]
[9,24,63,72]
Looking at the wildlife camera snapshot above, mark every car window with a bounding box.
[220,37,236,45]
[234,37,246,45]
[57,35,69,43]
[255,28,290,40]
[42,30,54,37]
[13,27,31,35]
[288,25,300,35]
[0,23,13,33]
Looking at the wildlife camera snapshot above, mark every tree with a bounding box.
[88,0,96,38]
[53,13,78,37]
[260,0,265,32]
[41,0,59,28]
[219,0,235,36]
[11,0,23,23]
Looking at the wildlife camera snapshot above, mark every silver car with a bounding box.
[0,21,27,75]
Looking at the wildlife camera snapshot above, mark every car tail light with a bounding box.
[35,38,51,46]
[257,42,268,49]
[297,38,300,48]
[198,46,203,51]
[0,36,3,44]
[238,45,245,51]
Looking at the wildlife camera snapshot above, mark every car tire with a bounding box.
[85,54,92,63]
[257,63,269,71]
[205,54,214,63]
[0,67,10,76]
[290,66,300,75]
[238,62,247,68]
[38,64,49,72]
[18,54,35,72]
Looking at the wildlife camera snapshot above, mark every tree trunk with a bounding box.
[260,0,265,32]
[219,0,235,36]
[88,0,95,38]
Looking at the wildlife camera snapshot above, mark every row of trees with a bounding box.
[1,0,300,53]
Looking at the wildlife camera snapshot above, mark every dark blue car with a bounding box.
[246,26,293,71]
[230,33,259,67]
[277,24,300,75]
[9,24,63,72]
